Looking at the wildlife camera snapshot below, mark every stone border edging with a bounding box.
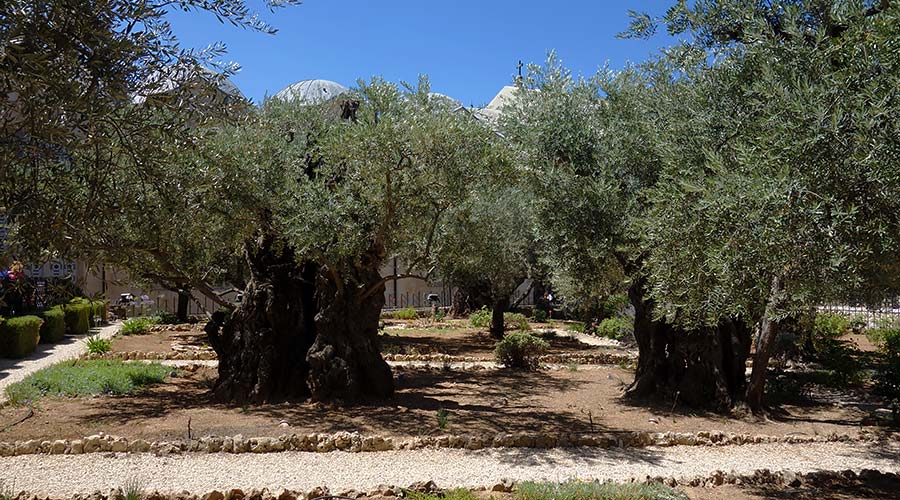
[1,429,895,457]
[3,468,899,500]
[84,352,634,364]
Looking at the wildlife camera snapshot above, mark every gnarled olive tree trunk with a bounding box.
[624,277,751,410]
[306,261,394,401]
[490,295,509,339]
[206,234,393,403]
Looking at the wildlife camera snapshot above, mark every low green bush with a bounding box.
[812,312,851,342]
[392,307,419,320]
[505,312,530,331]
[39,307,67,343]
[532,308,548,322]
[154,311,179,325]
[596,317,633,341]
[469,306,491,328]
[567,321,586,333]
[866,317,900,347]
[85,334,112,355]
[873,327,900,401]
[121,316,159,335]
[63,301,92,336]
[494,331,549,370]
[516,480,687,500]
[4,359,171,404]
[406,489,479,500]
[0,315,43,358]
[91,300,109,324]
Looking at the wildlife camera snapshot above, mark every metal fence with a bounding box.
[818,299,900,326]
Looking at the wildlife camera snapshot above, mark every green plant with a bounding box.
[494,331,549,370]
[432,308,446,322]
[0,315,43,358]
[812,312,851,342]
[532,308,548,322]
[516,480,687,500]
[39,307,67,343]
[392,307,418,320]
[122,476,145,500]
[506,312,530,331]
[91,300,109,324]
[596,317,633,341]
[469,306,491,328]
[85,335,112,355]
[435,407,449,429]
[63,300,93,336]
[816,337,865,387]
[154,311,179,325]
[405,489,479,500]
[866,317,900,347]
[873,327,900,400]
[121,316,159,335]
[567,321,586,333]
[4,359,171,404]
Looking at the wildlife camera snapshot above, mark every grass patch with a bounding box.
[4,359,172,405]
[517,480,687,500]
[406,489,480,500]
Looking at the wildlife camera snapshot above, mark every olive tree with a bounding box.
[199,79,509,402]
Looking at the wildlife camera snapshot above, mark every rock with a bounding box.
[225,489,245,500]
[234,434,250,453]
[490,479,515,493]
[128,439,151,453]
[69,439,84,454]
[407,481,438,493]
[202,492,225,500]
[83,435,102,453]
[49,440,67,455]
[111,438,128,453]
[783,471,802,487]
[307,486,329,499]
[371,486,398,497]
[858,469,882,481]
[274,490,295,500]
[15,440,40,455]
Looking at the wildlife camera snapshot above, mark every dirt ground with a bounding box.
[0,362,887,443]
[110,325,211,355]
[379,321,629,359]
[682,475,900,500]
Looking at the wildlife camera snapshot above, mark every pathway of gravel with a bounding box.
[2,441,897,495]
[0,323,121,403]
[151,359,618,371]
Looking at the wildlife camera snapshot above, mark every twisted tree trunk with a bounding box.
[624,276,751,410]
[490,296,509,339]
[206,234,394,404]
[745,275,785,412]
[306,261,394,401]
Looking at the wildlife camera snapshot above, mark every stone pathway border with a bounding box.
[2,428,895,457]
[0,323,120,403]
[0,441,897,495]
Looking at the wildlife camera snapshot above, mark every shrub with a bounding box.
[4,359,171,404]
[816,337,865,387]
[469,306,491,328]
[121,316,159,335]
[63,301,92,336]
[567,321,586,333]
[812,312,851,342]
[516,480,687,500]
[873,327,900,400]
[596,317,633,341]
[154,310,179,325]
[91,300,109,324]
[85,335,112,355]
[866,317,900,347]
[0,315,43,358]
[506,312,530,331]
[392,306,418,320]
[39,307,67,343]
[494,331,549,370]
[532,308,548,322]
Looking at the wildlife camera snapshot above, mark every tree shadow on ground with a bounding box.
[486,444,666,467]
[735,477,900,500]
[0,333,93,382]
[379,329,607,358]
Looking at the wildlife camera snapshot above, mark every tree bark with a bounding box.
[745,275,785,412]
[490,296,509,339]
[623,276,751,410]
[206,234,317,404]
[306,259,394,402]
[176,288,190,323]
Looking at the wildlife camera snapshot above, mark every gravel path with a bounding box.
[2,441,897,494]
[0,323,120,402]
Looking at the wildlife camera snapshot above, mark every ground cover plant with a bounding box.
[516,480,686,500]
[85,335,112,355]
[494,331,549,369]
[4,360,171,405]
[121,316,160,336]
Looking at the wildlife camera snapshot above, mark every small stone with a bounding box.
[49,440,67,455]
[307,486,329,499]
[83,435,102,453]
[490,479,515,493]
[275,489,295,500]
[225,489,245,500]
[407,481,438,493]
[70,439,84,454]
[202,492,225,500]
[111,438,128,453]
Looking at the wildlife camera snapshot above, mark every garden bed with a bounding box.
[109,323,212,357]
[0,363,886,444]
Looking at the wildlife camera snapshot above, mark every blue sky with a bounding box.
[166,1,677,106]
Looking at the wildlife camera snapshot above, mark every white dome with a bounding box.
[132,66,245,104]
[274,79,349,104]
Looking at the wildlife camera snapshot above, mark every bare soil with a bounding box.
[379,321,628,359]
[0,363,886,443]
[110,325,211,355]
[683,475,900,500]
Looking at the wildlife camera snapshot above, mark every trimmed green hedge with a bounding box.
[0,315,43,358]
[39,307,67,343]
[91,300,108,324]
[63,301,92,336]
